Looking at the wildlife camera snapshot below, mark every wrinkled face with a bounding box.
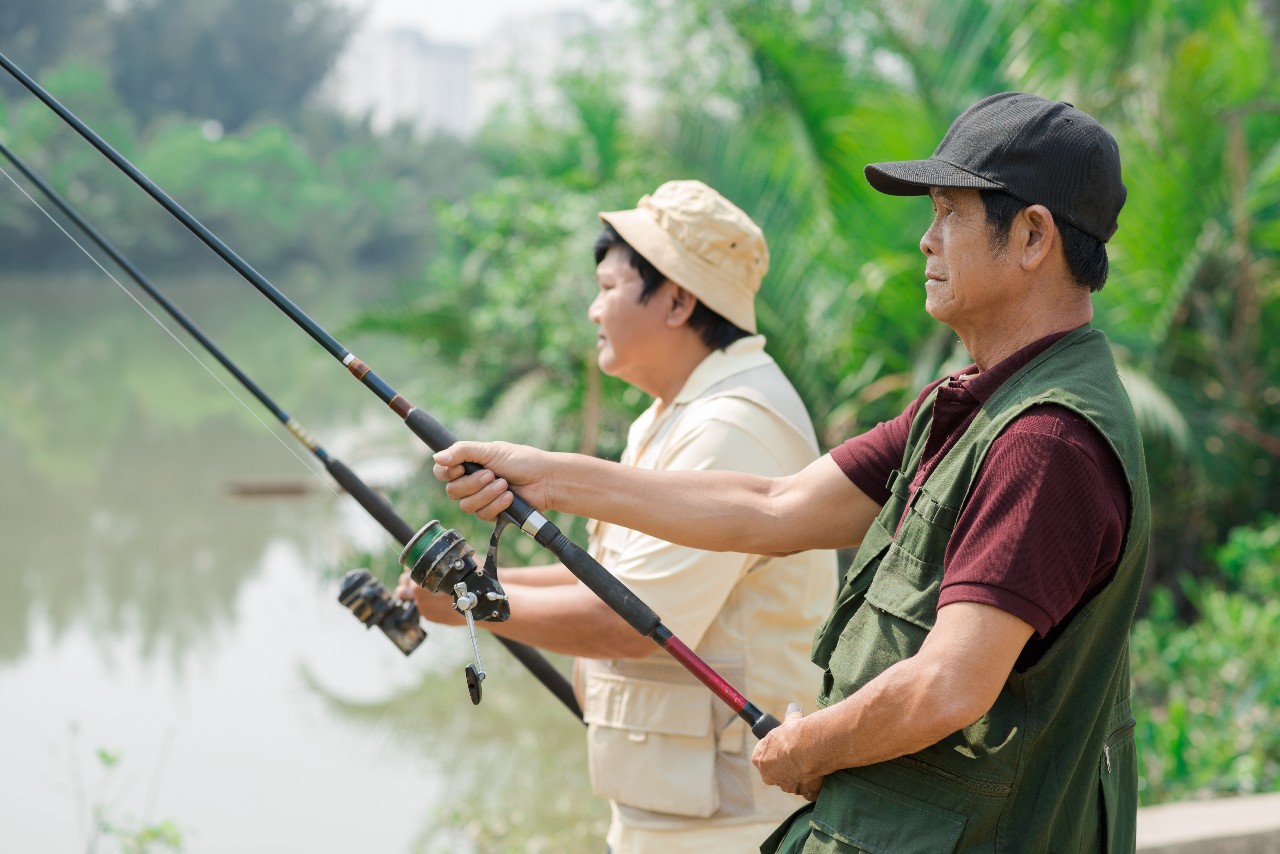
[587,245,673,388]
[919,187,1009,329]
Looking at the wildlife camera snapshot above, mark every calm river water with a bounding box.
[0,268,599,852]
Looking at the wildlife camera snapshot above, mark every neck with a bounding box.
[962,293,1093,372]
[646,336,718,412]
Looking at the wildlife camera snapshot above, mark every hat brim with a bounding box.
[599,208,757,334]
[864,159,1004,196]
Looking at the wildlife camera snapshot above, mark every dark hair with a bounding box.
[978,190,1110,291]
[593,223,751,350]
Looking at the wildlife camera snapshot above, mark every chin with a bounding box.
[597,353,619,377]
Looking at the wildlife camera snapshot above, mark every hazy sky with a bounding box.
[337,0,606,44]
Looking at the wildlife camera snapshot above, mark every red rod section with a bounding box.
[658,633,749,713]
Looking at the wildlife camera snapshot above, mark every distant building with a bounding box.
[324,27,474,138]
[471,11,598,128]
[322,10,612,139]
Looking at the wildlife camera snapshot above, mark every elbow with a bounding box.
[609,631,659,660]
[915,662,1000,736]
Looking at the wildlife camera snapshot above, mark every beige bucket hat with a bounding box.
[599,180,769,333]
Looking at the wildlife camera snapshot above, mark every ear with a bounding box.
[1019,205,1058,272]
[666,283,698,327]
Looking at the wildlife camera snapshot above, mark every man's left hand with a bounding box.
[752,703,824,801]
[396,570,466,626]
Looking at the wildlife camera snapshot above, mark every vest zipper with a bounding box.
[1102,718,1136,775]
[893,755,1013,797]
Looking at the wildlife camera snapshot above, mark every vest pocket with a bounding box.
[1098,719,1138,854]
[864,543,943,633]
[806,772,966,853]
[582,669,718,817]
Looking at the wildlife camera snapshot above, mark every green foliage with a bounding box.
[0,56,493,274]
[1132,515,1280,804]
[0,0,107,75]
[1213,513,1280,596]
[107,0,355,133]
[83,742,185,853]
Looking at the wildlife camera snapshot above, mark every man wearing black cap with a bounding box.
[430,92,1150,852]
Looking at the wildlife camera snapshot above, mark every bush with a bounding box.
[1132,515,1280,804]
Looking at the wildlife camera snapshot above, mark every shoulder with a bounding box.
[1001,403,1118,464]
[993,403,1129,515]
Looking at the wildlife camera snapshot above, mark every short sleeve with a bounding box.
[938,406,1129,637]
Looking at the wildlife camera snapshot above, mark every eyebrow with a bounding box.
[931,187,957,204]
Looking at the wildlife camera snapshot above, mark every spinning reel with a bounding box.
[337,568,428,656]
[399,518,518,705]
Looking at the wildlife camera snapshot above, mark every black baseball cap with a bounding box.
[864,92,1126,242]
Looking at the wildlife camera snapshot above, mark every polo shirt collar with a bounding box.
[953,328,1076,403]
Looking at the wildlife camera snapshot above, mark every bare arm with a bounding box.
[751,602,1034,798]
[403,571,655,659]
[493,562,578,587]
[433,443,881,555]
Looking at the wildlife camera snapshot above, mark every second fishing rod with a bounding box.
[1,52,782,738]
[0,138,582,720]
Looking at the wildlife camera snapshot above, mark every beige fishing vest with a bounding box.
[577,338,837,830]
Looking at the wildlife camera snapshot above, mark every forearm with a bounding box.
[543,451,847,555]
[496,562,576,587]
[766,602,1034,779]
[434,442,876,554]
[481,581,654,659]
[786,655,979,777]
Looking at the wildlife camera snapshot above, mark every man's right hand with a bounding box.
[432,440,553,521]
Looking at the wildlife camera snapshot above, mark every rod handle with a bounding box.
[404,407,459,453]
[751,713,782,739]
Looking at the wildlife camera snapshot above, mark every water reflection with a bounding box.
[0,272,601,851]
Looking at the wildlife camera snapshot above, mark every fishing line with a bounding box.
[0,142,582,714]
[0,163,338,496]
[0,51,777,734]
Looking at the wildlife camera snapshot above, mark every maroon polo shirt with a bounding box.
[831,331,1130,666]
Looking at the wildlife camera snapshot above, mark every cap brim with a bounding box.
[864,159,1004,196]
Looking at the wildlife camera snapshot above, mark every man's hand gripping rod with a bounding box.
[398,411,783,738]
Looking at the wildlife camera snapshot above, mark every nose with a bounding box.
[587,290,604,324]
[919,218,938,257]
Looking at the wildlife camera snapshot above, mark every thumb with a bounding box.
[433,440,487,468]
[785,702,804,721]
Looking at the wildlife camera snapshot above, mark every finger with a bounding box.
[432,441,492,469]
[786,702,803,720]
[453,477,509,515]
[469,489,515,523]
[394,571,414,600]
[431,461,467,483]
[443,468,496,501]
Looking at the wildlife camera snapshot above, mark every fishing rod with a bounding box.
[0,52,781,738]
[0,137,582,720]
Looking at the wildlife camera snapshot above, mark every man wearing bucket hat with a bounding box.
[430,92,1151,852]
[402,180,837,852]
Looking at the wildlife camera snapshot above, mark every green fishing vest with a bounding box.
[785,327,1150,854]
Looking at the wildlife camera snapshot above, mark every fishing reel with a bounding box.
[399,519,516,705]
[337,568,428,656]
